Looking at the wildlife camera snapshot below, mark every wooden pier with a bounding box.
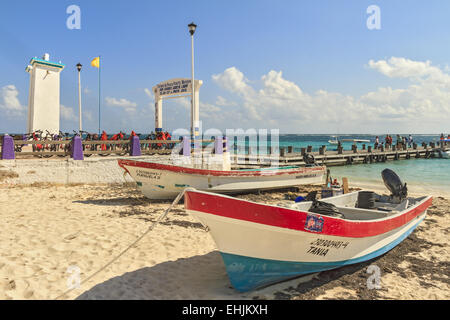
[231,142,450,168]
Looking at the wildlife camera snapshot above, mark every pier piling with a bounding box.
[71,136,84,161]
[1,135,15,160]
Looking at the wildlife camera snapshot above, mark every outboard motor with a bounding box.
[303,153,316,166]
[381,169,408,203]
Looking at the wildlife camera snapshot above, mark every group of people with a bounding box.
[97,130,174,150]
[374,134,414,150]
[440,133,450,140]
[146,131,173,149]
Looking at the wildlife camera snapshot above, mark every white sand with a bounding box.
[0,182,448,300]
[0,183,311,300]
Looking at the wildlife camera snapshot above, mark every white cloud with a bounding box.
[143,88,155,110]
[174,97,191,110]
[60,105,77,121]
[84,111,93,121]
[172,97,226,121]
[0,85,25,116]
[105,97,137,113]
[210,58,450,133]
[200,102,222,119]
[144,88,154,100]
[259,70,303,100]
[368,57,450,86]
[368,57,433,79]
[215,96,237,107]
[212,67,254,96]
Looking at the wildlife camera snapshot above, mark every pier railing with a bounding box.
[0,135,219,160]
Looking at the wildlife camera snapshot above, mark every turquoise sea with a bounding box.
[328,158,449,196]
[231,134,449,195]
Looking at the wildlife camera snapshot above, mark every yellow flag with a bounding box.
[91,57,100,68]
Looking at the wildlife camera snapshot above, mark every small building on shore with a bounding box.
[25,54,65,134]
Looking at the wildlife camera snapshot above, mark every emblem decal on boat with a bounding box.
[304,214,324,233]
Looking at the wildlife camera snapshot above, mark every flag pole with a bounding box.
[98,55,101,135]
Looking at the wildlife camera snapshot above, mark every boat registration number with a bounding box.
[306,238,350,257]
[136,170,162,180]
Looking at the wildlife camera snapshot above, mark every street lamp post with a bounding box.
[188,22,197,140]
[76,63,83,133]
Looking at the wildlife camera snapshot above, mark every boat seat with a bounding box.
[279,201,390,221]
[334,206,388,221]
[374,199,410,213]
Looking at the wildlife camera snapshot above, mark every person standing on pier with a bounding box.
[397,134,401,146]
[408,134,413,148]
[165,131,173,149]
[101,130,107,151]
[150,131,156,149]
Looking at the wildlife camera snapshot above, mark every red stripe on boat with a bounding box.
[117,159,325,177]
[185,191,432,238]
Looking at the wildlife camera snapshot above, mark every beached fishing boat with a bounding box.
[118,159,326,199]
[184,169,432,292]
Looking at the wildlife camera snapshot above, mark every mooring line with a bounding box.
[54,188,191,300]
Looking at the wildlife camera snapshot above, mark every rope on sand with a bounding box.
[54,188,192,300]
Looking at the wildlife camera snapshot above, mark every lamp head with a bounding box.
[76,63,82,72]
[188,22,197,36]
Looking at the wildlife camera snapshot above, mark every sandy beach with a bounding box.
[0,179,448,300]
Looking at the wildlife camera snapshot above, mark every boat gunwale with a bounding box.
[184,190,432,238]
[118,159,326,177]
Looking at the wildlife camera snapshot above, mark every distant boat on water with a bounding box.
[328,136,339,145]
[341,139,371,143]
[327,136,371,145]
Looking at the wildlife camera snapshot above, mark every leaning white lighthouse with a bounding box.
[25,54,65,134]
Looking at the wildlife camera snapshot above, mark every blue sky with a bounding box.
[1,0,449,134]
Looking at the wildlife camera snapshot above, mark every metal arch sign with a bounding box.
[153,78,192,98]
[152,78,203,135]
